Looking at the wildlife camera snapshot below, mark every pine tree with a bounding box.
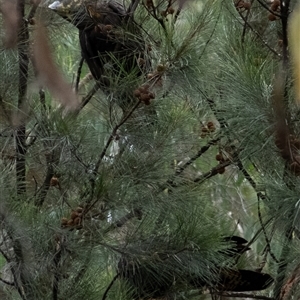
[0,0,299,299]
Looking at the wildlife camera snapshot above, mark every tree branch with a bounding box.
[255,0,282,18]
[193,159,232,184]
[238,9,281,58]
[166,138,220,187]
[125,0,141,21]
[94,99,141,173]
[78,83,100,110]
[84,99,141,203]
[0,204,34,299]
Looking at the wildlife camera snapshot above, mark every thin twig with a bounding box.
[258,193,279,263]
[238,10,281,58]
[125,0,140,21]
[143,0,167,31]
[16,0,30,196]
[0,247,10,262]
[94,99,141,173]
[71,148,89,169]
[255,0,283,18]
[0,277,14,286]
[174,0,183,23]
[169,153,232,191]
[102,273,120,300]
[25,122,38,148]
[236,158,257,189]
[176,138,220,176]
[166,138,220,186]
[0,249,26,300]
[198,90,229,131]
[198,2,222,61]
[35,144,60,206]
[0,212,29,300]
[52,236,63,300]
[85,100,141,203]
[15,125,27,195]
[78,83,100,110]
[75,57,84,93]
[193,160,232,184]
[240,0,253,43]
[26,0,40,21]
[236,158,279,263]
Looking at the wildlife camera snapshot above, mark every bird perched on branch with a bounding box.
[116,236,273,299]
[48,0,150,110]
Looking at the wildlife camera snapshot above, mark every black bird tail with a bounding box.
[218,269,274,292]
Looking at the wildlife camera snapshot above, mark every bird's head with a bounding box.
[48,0,125,29]
[48,0,93,29]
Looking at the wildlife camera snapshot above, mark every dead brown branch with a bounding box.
[32,24,79,111]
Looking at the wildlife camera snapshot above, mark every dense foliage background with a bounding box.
[1,0,300,299]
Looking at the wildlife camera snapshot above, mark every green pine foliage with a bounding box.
[1,0,300,299]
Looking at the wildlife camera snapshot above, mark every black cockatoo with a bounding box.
[48,0,150,110]
[117,236,273,299]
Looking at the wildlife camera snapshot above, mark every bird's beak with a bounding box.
[48,1,62,10]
